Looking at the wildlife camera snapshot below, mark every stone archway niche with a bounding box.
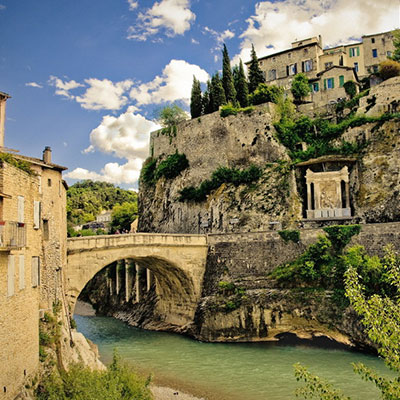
[306,166,351,219]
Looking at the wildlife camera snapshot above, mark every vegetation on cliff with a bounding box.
[0,152,35,175]
[67,180,137,226]
[295,245,400,400]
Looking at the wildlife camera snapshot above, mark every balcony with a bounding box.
[0,221,27,250]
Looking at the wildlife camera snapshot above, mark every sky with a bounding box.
[0,0,399,189]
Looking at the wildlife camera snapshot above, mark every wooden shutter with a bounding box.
[356,47,360,57]
[17,196,24,223]
[31,257,40,287]
[331,78,335,89]
[324,79,327,90]
[19,255,25,290]
[8,255,15,296]
[339,75,344,87]
[34,201,41,229]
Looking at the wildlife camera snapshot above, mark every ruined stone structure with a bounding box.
[66,234,208,327]
[248,30,395,106]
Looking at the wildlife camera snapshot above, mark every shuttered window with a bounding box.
[34,201,41,229]
[17,196,24,223]
[8,255,15,296]
[19,255,25,290]
[339,75,345,87]
[31,257,40,288]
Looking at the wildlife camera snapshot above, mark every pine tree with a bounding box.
[234,59,249,107]
[222,44,237,104]
[248,44,265,93]
[210,72,226,111]
[202,81,212,115]
[190,76,202,118]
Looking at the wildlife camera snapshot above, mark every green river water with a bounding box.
[75,314,392,400]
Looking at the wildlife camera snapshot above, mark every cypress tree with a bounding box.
[190,76,202,118]
[248,44,265,93]
[202,81,212,115]
[222,44,237,104]
[211,72,226,111]
[234,59,249,107]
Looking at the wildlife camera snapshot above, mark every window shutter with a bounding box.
[302,62,305,72]
[315,82,319,92]
[8,255,15,296]
[34,201,41,229]
[19,255,25,290]
[356,47,360,57]
[31,257,40,287]
[349,48,352,57]
[18,196,24,223]
[339,75,344,87]
[324,79,327,90]
[332,78,335,89]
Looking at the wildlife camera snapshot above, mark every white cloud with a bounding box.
[65,159,143,185]
[127,0,138,10]
[127,0,195,41]
[48,76,83,100]
[25,82,43,88]
[191,38,200,44]
[129,59,209,105]
[236,0,400,64]
[0,5,5,10]
[75,78,133,111]
[84,110,160,159]
[204,26,235,45]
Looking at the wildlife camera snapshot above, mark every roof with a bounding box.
[13,153,67,172]
[295,155,357,167]
[362,29,395,38]
[316,65,360,82]
[245,41,322,65]
[0,91,11,99]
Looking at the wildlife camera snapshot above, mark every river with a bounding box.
[75,312,392,400]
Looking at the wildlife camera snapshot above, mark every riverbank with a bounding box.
[74,301,206,400]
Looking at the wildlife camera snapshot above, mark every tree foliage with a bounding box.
[67,181,137,226]
[249,83,284,105]
[291,73,311,102]
[248,44,265,93]
[156,104,187,129]
[110,202,138,233]
[379,59,400,81]
[233,59,249,107]
[389,29,400,63]
[343,81,357,99]
[222,44,237,105]
[190,76,202,118]
[210,72,226,111]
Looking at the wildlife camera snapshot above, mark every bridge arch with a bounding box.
[65,234,208,327]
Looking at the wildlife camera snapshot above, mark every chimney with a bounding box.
[43,146,52,164]
[0,92,11,149]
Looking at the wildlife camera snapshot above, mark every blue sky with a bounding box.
[0,0,398,189]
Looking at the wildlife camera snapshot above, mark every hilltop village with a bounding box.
[1,29,400,399]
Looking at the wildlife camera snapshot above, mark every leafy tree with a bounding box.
[379,59,400,81]
[295,245,400,400]
[343,81,357,99]
[222,44,237,104]
[389,29,400,62]
[291,73,311,102]
[249,83,283,105]
[110,202,138,233]
[156,104,187,129]
[233,59,249,107]
[248,44,265,93]
[210,72,226,111]
[190,76,202,118]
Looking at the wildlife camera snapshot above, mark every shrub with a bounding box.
[278,229,300,243]
[323,224,361,253]
[343,80,357,98]
[140,157,157,185]
[249,83,283,105]
[291,73,311,102]
[154,152,189,180]
[379,59,400,81]
[0,153,35,175]
[220,103,238,117]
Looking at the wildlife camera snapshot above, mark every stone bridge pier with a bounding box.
[66,234,208,327]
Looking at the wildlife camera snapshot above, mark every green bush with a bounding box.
[154,152,189,180]
[36,353,152,400]
[291,73,311,102]
[220,104,255,118]
[343,80,357,98]
[278,229,300,243]
[140,157,157,185]
[323,224,361,253]
[179,165,262,202]
[249,83,283,105]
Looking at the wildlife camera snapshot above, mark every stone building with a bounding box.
[249,30,395,106]
[0,93,68,399]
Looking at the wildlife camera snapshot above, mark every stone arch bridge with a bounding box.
[65,233,208,327]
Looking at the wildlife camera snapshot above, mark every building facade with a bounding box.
[0,94,68,399]
[250,30,395,106]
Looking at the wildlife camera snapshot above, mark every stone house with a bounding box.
[0,94,68,399]
[249,30,395,106]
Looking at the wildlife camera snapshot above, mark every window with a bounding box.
[324,62,333,69]
[339,75,345,87]
[48,178,52,187]
[372,49,378,58]
[288,63,297,76]
[303,59,313,72]
[371,38,375,43]
[324,78,334,89]
[354,62,359,73]
[373,65,379,73]
[17,196,24,223]
[387,51,392,57]
[288,53,292,59]
[268,69,277,80]
[312,82,319,92]
[8,255,15,296]
[31,257,40,288]
[43,219,49,240]
[349,47,359,57]
[19,255,25,290]
[34,201,40,229]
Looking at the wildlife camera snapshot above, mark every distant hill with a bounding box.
[67,180,137,226]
